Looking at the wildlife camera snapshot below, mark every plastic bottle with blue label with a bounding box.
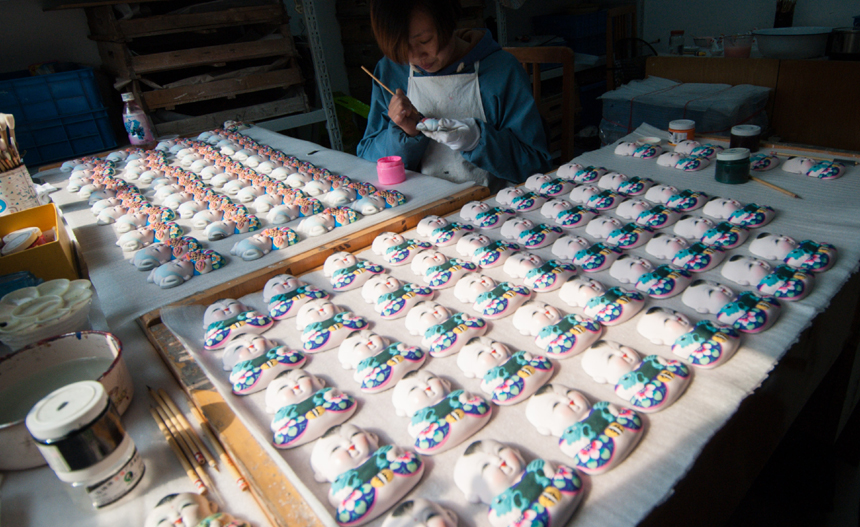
[121,92,154,145]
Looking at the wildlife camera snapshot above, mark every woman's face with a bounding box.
[408,9,455,72]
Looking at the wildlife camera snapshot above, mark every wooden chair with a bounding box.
[504,46,577,166]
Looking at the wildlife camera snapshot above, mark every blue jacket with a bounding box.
[357,29,552,184]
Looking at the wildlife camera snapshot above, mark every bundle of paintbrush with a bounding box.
[0,113,23,172]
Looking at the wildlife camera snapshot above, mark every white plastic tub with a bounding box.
[753,27,832,59]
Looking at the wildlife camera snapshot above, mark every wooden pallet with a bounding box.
[138,184,489,525]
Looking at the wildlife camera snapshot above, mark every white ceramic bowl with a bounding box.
[0,279,94,351]
[0,331,134,470]
[753,27,832,59]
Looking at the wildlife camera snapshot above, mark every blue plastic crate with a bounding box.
[16,108,117,165]
[0,68,105,123]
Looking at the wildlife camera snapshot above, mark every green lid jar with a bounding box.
[715,148,751,184]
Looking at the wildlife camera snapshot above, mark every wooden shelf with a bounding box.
[132,38,296,74]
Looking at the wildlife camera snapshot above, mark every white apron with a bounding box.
[408,61,491,186]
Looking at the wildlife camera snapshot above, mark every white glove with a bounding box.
[420,118,481,152]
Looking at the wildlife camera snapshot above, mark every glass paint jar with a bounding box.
[715,148,751,184]
[668,119,696,145]
[730,125,762,152]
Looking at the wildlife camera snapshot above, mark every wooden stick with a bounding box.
[361,65,395,96]
[750,175,801,199]
[148,387,206,467]
[189,405,250,492]
[156,387,218,470]
[154,404,214,493]
[150,407,207,495]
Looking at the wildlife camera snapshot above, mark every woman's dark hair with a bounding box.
[370,0,463,64]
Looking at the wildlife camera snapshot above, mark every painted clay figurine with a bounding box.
[635,264,693,299]
[554,205,599,229]
[203,299,273,350]
[597,171,629,191]
[551,235,590,261]
[636,307,694,345]
[512,301,564,336]
[411,303,489,358]
[671,320,741,369]
[523,260,578,292]
[264,274,329,320]
[310,424,424,526]
[749,232,798,260]
[392,370,492,455]
[721,255,773,286]
[616,176,654,196]
[416,216,474,246]
[615,198,654,220]
[145,493,249,527]
[230,227,299,261]
[568,185,601,204]
[700,221,750,250]
[645,233,689,261]
[454,274,497,304]
[716,291,782,333]
[666,189,708,212]
[270,371,356,449]
[783,240,837,273]
[757,265,815,301]
[453,440,583,527]
[526,384,592,437]
[572,242,623,272]
[502,252,545,279]
[298,300,370,353]
[229,345,306,395]
[636,205,680,229]
[471,240,521,268]
[681,279,737,314]
[727,203,776,229]
[558,276,605,307]
[222,334,279,371]
[643,184,680,204]
[372,232,433,266]
[354,341,427,393]
[609,254,654,284]
[671,242,726,273]
[534,313,603,359]
[702,197,744,220]
[583,287,646,326]
[585,215,623,239]
[132,237,202,271]
[581,340,691,413]
[605,222,654,249]
[323,252,385,291]
[338,330,390,370]
[459,343,554,406]
[381,499,458,527]
[473,282,533,319]
[414,251,478,289]
[673,215,715,240]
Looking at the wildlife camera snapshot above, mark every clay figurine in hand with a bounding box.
[716,291,782,333]
[727,203,776,229]
[416,215,475,246]
[699,221,750,250]
[229,345,306,395]
[299,303,370,353]
[609,254,654,284]
[222,334,279,371]
[645,233,689,261]
[553,205,599,229]
[230,227,299,261]
[783,240,837,273]
[616,176,654,197]
[393,370,492,455]
[568,185,601,204]
[586,189,623,211]
[573,165,608,183]
[414,251,478,289]
[551,235,590,261]
[671,242,726,273]
[673,215,715,240]
[453,440,583,527]
[681,279,737,314]
[338,330,391,370]
[585,215,623,239]
[472,240,521,268]
[572,242,623,272]
[265,274,329,320]
[270,372,357,449]
[512,301,564,336]
[145,493,249,527]
[381,499,458,527]
[203,299,274,350]
[671,320,741,369]
[355,341,427,392]
[634,264,693,299]
[757,265,815,301]
[524,260,578,292]
[323,252,385,291]
[454,274,497,304]
[702,197,744,220]
[636,205,680,229]
[749,232,798,260]
[720,255,773,286]
[503,252,545,279]
[534,313,603,359]
[636,307,693,345]
[310,424,424,527]
[473,282,533,319]
[132,237,202,271]
[558,276,605,308]
[583,287,646,326]
[372,232,434,266]
[581,340,691,413]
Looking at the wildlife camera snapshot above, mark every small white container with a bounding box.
[26,381,144,509]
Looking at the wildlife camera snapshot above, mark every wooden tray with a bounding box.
[138,184,488,526]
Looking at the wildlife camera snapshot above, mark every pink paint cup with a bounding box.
[377,156,406,185]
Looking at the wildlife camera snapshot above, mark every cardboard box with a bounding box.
[0,203,78,281]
